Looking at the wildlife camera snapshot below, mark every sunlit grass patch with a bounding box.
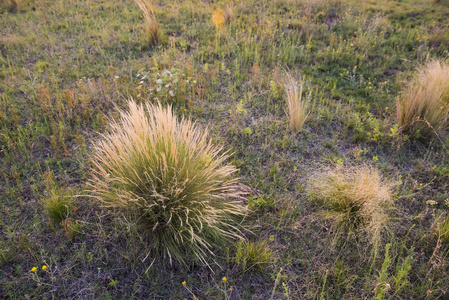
[284,72,310,134]
[307,165,397,248]
[89,100,246,267]
[396,60,449,139]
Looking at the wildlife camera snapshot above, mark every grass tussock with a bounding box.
[133,0,161,45]
[307,165,397,248]
[224,5,234,23]
[89,100,246,267]
[396,60,449,139]
[284,73,310,133]
[212,8,226,29]
[235,240,275,273]
[42,186,74,224]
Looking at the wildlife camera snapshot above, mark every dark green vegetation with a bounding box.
[1,0,449,298]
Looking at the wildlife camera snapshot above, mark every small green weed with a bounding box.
[42,186,75,224]
[235,240,275,273]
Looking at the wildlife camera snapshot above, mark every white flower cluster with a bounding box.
[135,67,195,100]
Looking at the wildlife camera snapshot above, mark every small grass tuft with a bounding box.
[235,240,275,273]
[212,8,226,29]
[396,60,449,139]
[223,5,234,24]
[42,186,74,224]
[307,165,397,248]
[284,72,310,134]
[89,100,246,267]
[133,0,162,45]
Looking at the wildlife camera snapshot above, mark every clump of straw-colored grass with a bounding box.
[133,0,161,45]
[212,8,226,29]
[284,73,310,133]
[89,100,246,267]
[224,5,234,23]
[307,165,397,248]
[397,60,449,139]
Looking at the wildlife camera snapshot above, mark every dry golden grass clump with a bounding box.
[212,8,226,29]
[89,100,246,267]
[307,165,397,248]
[133,0,161,45]
[284,73,310,133]
[224,5,234,23]
[396,60,449,139]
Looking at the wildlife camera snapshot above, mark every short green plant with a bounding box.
[61,218,81,240]
[373,242,393,299]
[42,186,74,224]
[307,165,397,248]
[108,279,118,287]
[0,241,13,266]
[437,213,449,242]
[247,195,274,210]
[235,240,274,273]
[373,241,414,299]
[89,100,246,267]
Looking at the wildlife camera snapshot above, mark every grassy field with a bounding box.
[1,0,449,298]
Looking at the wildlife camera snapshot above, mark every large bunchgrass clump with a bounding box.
[284,73,310,133]
[307,165,396,248]
[396,60,449,139]
[89,100,246,267]
[133,0,161,45]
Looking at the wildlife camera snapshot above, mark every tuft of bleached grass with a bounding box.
[133,0,161,45]
[307,165,397,249]
[284,73,310,133]
[89,99,246,267]
[396,59,449,139]
[212,8,226,29]
[224,5,234,23]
